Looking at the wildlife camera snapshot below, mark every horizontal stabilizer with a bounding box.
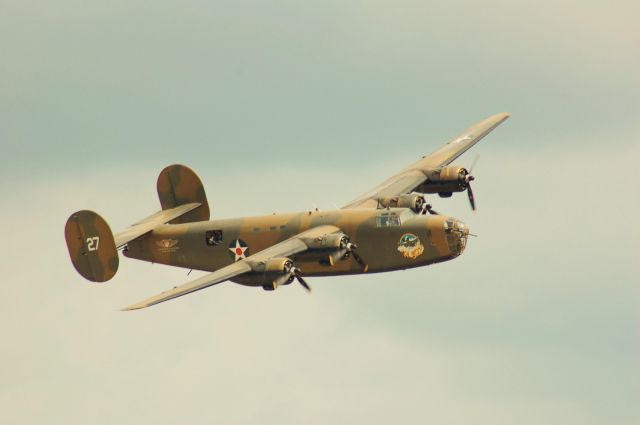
[114,202,201,248]
[65,203,201,282]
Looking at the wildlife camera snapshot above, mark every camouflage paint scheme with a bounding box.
[64,113,509,310]
[65,210,119,282]
[123,208,464,276]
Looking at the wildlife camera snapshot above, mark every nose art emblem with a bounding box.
[397,233,424,260]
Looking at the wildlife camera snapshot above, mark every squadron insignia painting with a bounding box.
[64,113,510,310]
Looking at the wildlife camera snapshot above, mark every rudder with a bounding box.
[64,210,119,282]
[157,164,210,223]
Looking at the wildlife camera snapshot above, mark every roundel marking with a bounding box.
[229,239,249,261]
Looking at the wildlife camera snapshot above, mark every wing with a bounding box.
[343,112,510,209]
[121,260,251,311]
[122,225,342,310]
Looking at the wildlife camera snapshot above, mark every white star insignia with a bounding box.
[229,240,248,261]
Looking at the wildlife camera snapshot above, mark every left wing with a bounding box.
[343,112,509,209]
[122,225,341,310]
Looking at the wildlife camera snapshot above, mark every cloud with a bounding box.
[1,1,638,422]
[2,0,638,182]
[1,141,638,424]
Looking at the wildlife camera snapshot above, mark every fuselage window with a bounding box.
[376,213,401,227]
[205,230,223,246]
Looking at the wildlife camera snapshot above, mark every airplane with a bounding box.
[64,112,510,310]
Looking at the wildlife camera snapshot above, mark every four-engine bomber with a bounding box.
[64,112,509,310]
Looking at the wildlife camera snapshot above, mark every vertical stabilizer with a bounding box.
[157,164,210,223]
[64,210,119,282]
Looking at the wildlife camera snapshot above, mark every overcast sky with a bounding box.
[1,1,638,424]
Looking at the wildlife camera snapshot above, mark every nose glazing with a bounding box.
[444,218,469,256]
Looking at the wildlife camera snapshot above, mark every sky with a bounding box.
[1,1,638,424]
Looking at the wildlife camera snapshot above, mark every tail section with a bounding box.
[65,164,209,282]
[157,164,210,223]
[64,210,119,282]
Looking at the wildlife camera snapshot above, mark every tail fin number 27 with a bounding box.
[86,237,100,252]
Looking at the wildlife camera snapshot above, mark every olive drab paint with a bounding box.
[64,210,119,282]
[63,113,509,309]
[157,164,210,224]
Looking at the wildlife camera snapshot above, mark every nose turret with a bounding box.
[444,217,469,256]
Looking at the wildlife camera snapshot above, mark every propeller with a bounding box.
[344,243,369,272]
[461,172,477,211]
[423,204,441,215]
[412,194,442,216]
[466,179,476,211]
[291,266,311,291]
[464,155,479,211]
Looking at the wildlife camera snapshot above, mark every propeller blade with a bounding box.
[469,154,480,173]
[467,183,477,211]
[294,269,311,291]
[342,241,369,272]
[352,251,369,273]
[425,204,440,215]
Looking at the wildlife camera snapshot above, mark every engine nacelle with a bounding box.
[379,194,426,213]
[231,257,295,289]
[304,233,348,252]
[300,232,351,265]
[416,165,471,195]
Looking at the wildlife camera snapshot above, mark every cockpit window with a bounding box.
[376,213,401,227]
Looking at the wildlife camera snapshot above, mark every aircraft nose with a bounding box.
[444,218,469,256]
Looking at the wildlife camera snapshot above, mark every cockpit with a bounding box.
[376,212,402,227]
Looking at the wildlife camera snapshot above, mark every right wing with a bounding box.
[342,112,510,209]
[122,225,342,310]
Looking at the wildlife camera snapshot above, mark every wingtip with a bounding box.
[121,303,147,311]
[481,112,510,128]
